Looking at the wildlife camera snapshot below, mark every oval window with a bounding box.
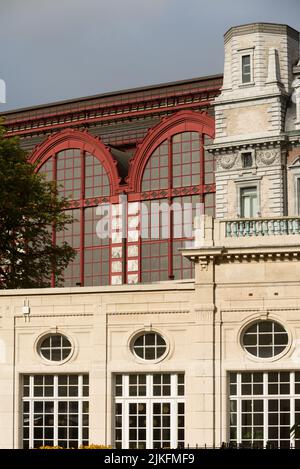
[132,332,167,360]
[242,321,288,358]
[39,334,72,362]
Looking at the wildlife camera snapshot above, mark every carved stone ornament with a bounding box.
[256,149,280,166]
[217,154,237,170]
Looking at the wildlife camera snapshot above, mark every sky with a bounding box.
[1,0,300,111]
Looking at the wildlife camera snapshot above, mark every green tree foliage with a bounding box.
[0,124,75,288]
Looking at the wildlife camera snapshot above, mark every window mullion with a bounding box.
[51,154,57,287]
[291,372,295,448]
[237,373,241,444]
[168,137,173,279]
[147,400,152,449]
[78,375,83,398]
[78,399,83,447]
[29,399,33,449]
[263,373,268,447]
[29,376,34,449]
[170,399,177,448]
[124,374,129,398]
[200,134,205,203]
[53,376,58,446]
[123,400,128,449]
[78,375,83,446]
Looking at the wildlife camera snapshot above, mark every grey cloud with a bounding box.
[1,0,300,111]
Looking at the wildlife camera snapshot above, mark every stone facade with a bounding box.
[1,22,300,449]
[211,23,300,220]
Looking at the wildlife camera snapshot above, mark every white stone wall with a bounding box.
[214,147,285,218]
[211,23,300,219]
[1,241,300,447]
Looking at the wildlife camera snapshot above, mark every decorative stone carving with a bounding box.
[199,259,209,271]
[256,149,280,166]
[217,154,237,170]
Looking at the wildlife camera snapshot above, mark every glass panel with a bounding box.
[133,333,166,360]
[22,375,89,448]
[39,334,72,362]
[141,141,169,192]
[242,54,251,83]
[243,321,288,358]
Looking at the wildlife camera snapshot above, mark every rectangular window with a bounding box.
[297,178,300,216]
[114,373,184,449]
[241,152,253,168]
[22,374,89,449]
[242,55,251,84]
[240,186,258,218]
[229,372,300,449]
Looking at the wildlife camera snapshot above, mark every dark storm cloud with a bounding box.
[1,0,300,111]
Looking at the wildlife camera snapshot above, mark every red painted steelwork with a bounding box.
[127,110,215,192]
[29,129,121,194]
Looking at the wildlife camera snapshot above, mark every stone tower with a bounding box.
[208,23,300,219]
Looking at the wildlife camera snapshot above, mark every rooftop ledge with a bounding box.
[0,280,195,297]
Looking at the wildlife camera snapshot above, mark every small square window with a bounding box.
[242,152,253,168]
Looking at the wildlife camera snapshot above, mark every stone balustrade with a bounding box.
[194,215,300,248]
[225,217,300,238]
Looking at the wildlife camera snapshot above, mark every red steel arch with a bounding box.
[29,128,121,194]
[127,110,215,193]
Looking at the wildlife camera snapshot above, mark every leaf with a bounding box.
[0,125,75,288]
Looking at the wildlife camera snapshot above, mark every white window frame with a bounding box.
[287,158,300,216]
[39,334,73,363]
[240,187,258,218]
[114,373,185,449]
[132,332,167,361]
[22,374,89,449]
[235,177,261,218]
[238,48,255,86]
[242,320,289,359]
[294,175,300,216]
[229,371,300,448]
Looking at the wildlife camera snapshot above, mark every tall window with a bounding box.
[114,373,185,449]
[22,374,89,449]
[242,54,251,84]
[297,177,300,216]
[230,372,300,449]
[240,186,258,218]
[39,149,110,287]
[140,132,215,282]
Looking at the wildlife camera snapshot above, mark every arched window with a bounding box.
[129,111,215,283]
[30,130,120,287]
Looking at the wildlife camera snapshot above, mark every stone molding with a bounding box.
[217,154,238,170]
[256,148,281,166]
[107,309,190,316]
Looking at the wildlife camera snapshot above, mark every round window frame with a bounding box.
[240,318,291,362]
[35,331,75,365]
[130,330,169,364]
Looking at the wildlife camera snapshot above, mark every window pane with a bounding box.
[23,375,88,448]
[242,55,251,83]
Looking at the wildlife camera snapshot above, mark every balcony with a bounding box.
[225,218,300,238]
[187,214,300,255]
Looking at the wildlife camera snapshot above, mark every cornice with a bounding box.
[183,245,300,263]
[108,309,190,316]
[207,135,287,153]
